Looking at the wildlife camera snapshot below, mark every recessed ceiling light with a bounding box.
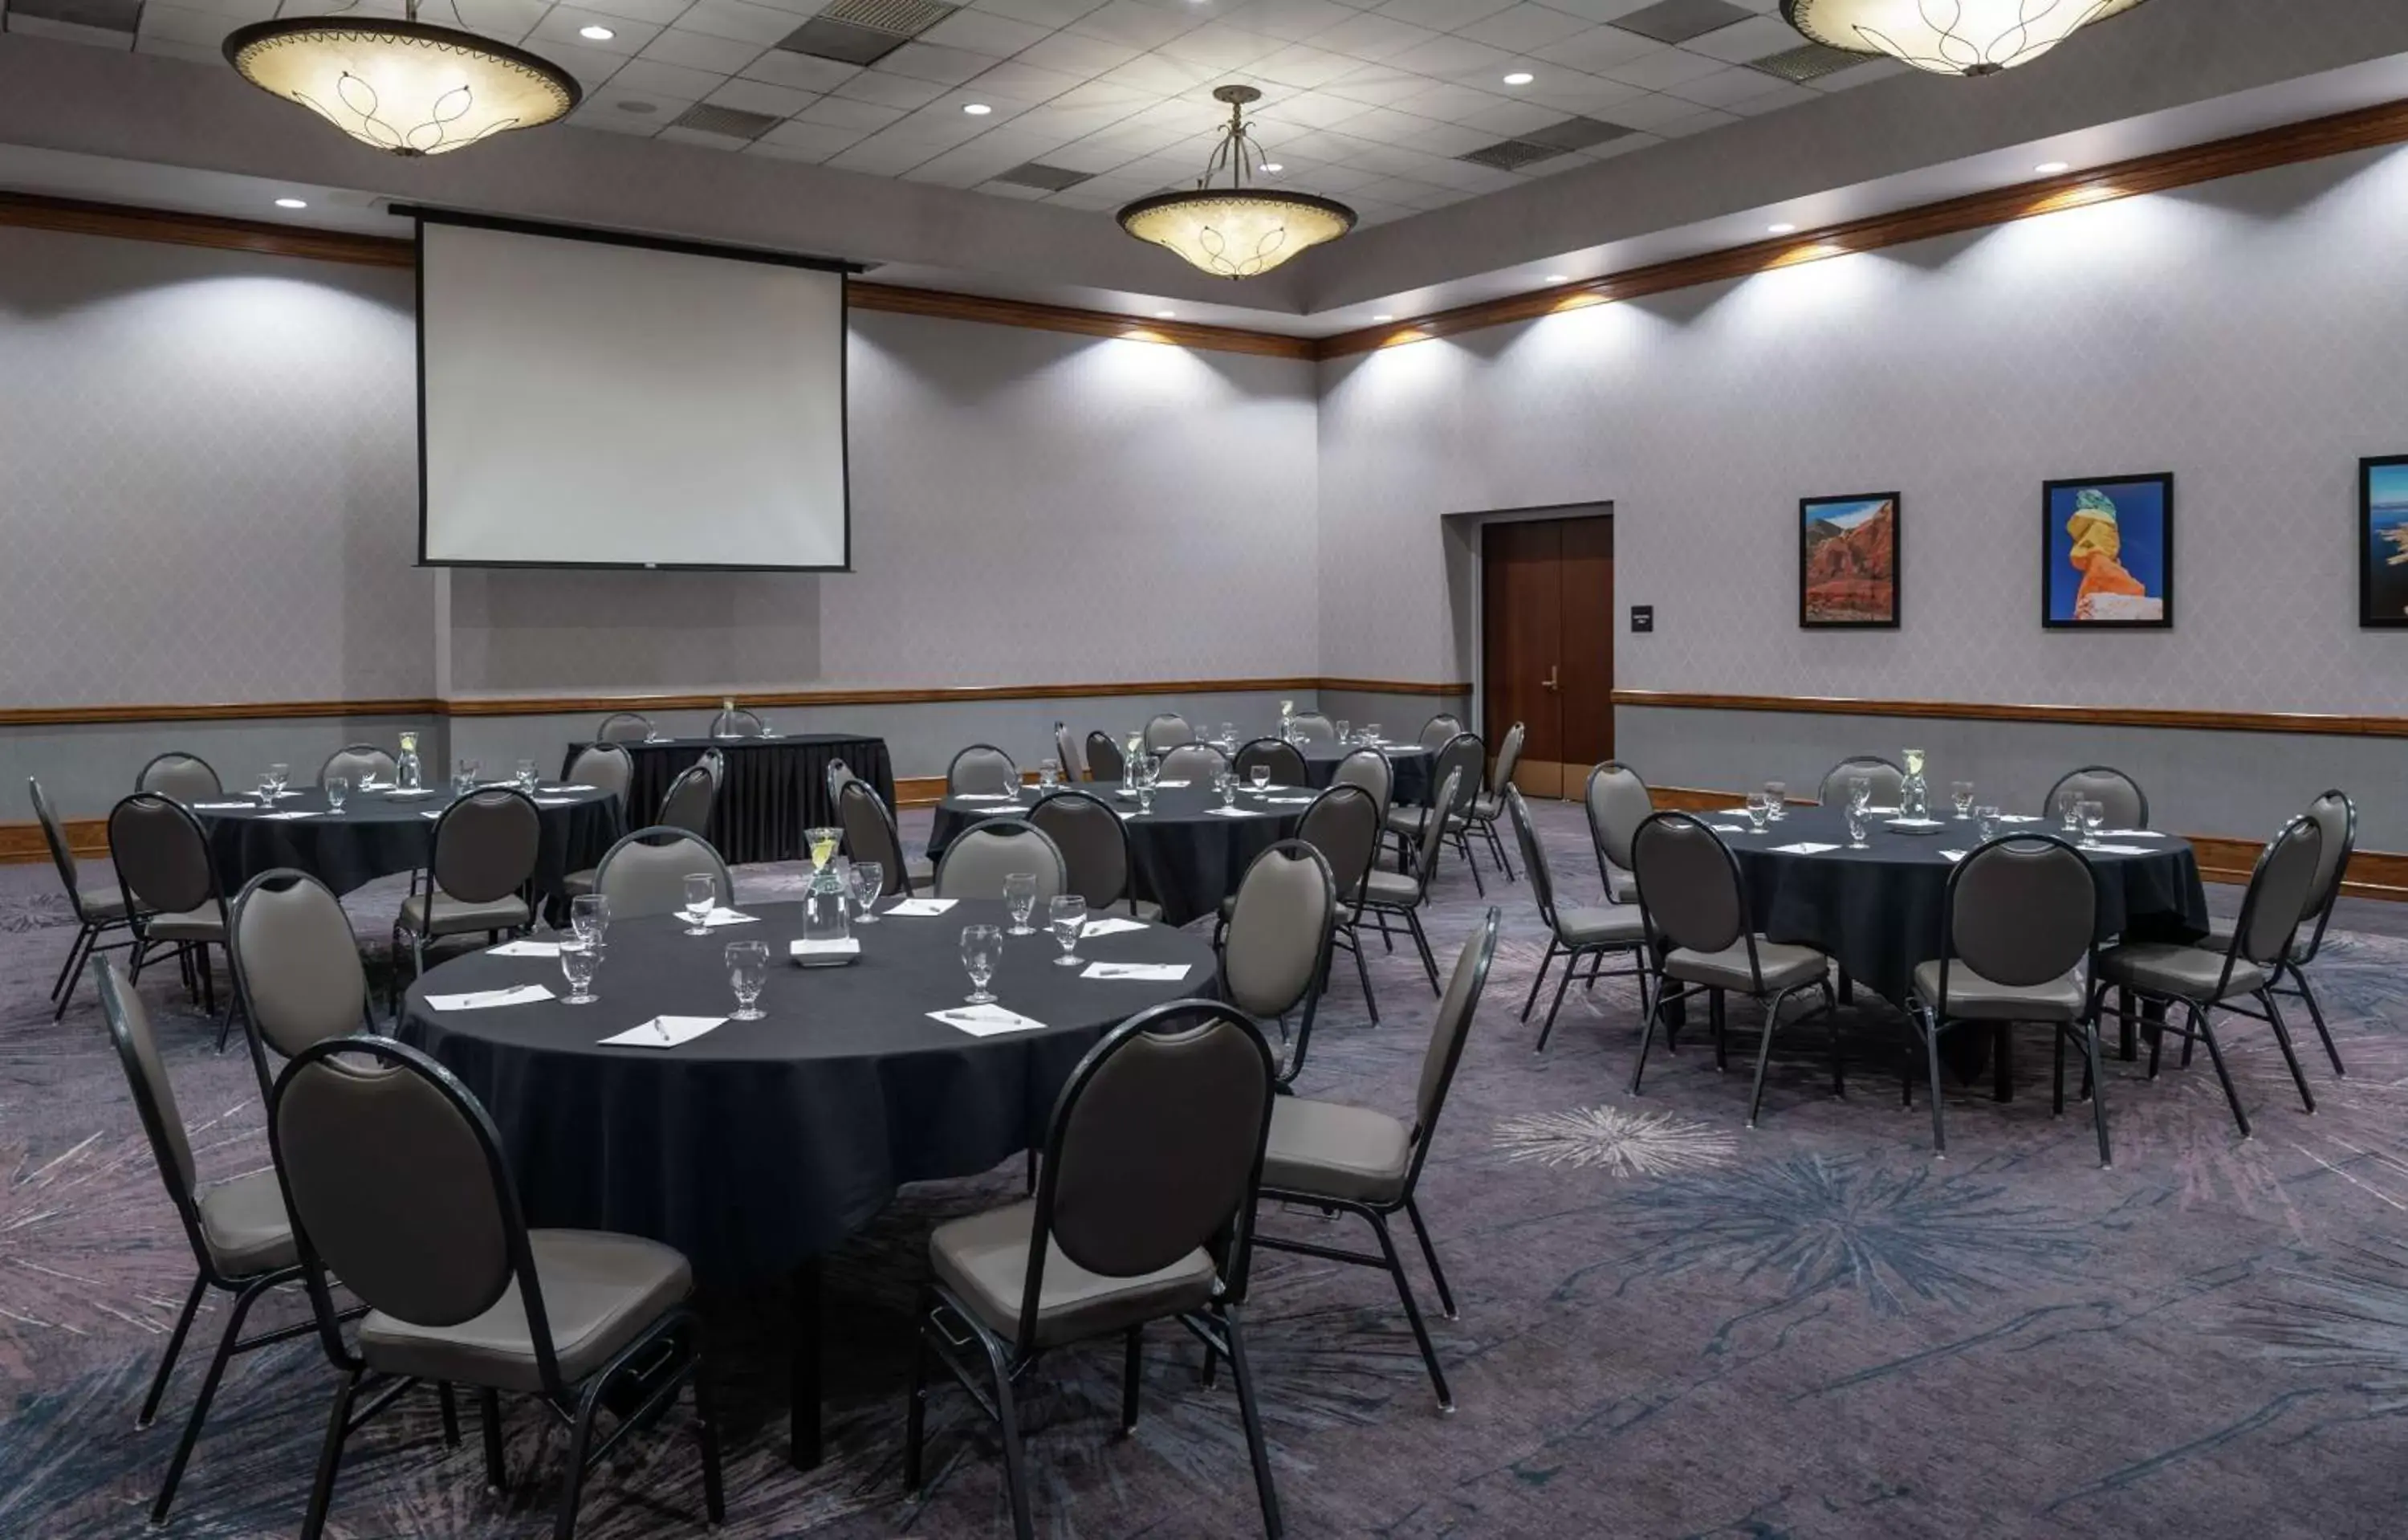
[962,102,992,115]
[1767,222,1797,234]
[1259,161,1283,173]
[1502,71,1534,85]
[580,22,614,39]
[2035,160,2070,174]
[274,196,308,209]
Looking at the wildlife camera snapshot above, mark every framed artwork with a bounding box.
[1799,492,1900,629]
[2043,473,2172,629]
[2361,456,2408,628]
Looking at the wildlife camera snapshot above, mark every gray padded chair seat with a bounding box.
[1603,866,1638,905]
[196,1168,298,1276]
[1363,869,1421,905]
[398,891,534,936]
[563,869,596,899]
[1260,1098,1411,1205]
[929,1200,1218,1350]
[358,1229,691,1394]
[1470,791,1504,821]
[1665,939,1827,993]
[145,904,226,941]
[1910,960,2087,1021]
[1556,905,1648,947]
[2097,943,2266,1001]
[79,880,133,921]
[1385,805,1460,836]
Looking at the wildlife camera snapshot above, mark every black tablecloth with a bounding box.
[192,785,622,899]
[928,784,1310,927]
[568,735,894,866]
[1304,743,1432,805]
[1725,805,2210,1005]
[395,898,1214,1284]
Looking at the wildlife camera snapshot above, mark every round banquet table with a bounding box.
[1303,741,1432,805]
[567,734,895,866]
[395,898,1215,1286]
[1723,805,2211,1007]
[190,784,623,898]
[925,784,1312,927]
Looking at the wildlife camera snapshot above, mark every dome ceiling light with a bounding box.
[1117,85,1355,279]
[1780,0,2150,77]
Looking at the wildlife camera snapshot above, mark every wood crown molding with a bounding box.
[1613,690,2408,740]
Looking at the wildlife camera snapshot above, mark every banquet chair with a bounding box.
[1234,737,1308,787]
[1389,733,1488,894]
[1361,767,1463,995]
[318,744,397,789]
[391,788,539,1012]
[1628,812,1837,1126]
[1214,840,1336,1087]
[1817,756,1905,808]
[1157,742,1227,784]
[99,960,322,1526]
[269,1037,724,1540]
[1053,721,1084,782]
[934,817,1067,901]
[557,744,639,903]
[1585,760,1651,906]
[1507,787,1650,1051]
[1416,714,1462,752]
[698,747,727,788]
[1332,746,1393,825]
[1908,835,2109,1163]
[110,792,237,1044]
[2095,813,2324,1138]
[824,756,856,811]
[593,827,736,920]
[2044,765,2149,829]
[1287,711,1337,748]
[948,744,1021,797]
[230,870,376,1102]
[1296,786,1382,1026]
[1030,788,1157,918]
[595,711,654,744]
[1086,731,1125,784]
[2192,789,2356,1078]
[30,776,138,1021]
[1255,911,1496,1410]
[138,751,224,804]
[1462,720,1525,881]
[657,764,716,839]
[839,778,930,895]
[710,706,764,739]
[1144,712,1196,752]
[904,1000,1280,1540]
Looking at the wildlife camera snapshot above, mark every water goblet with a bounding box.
[515,758,537,790]
[1845,806,1870,849]
[849,860,884,923]
[1003,872,1039,935]
[1218,723,1236,750]
[1048,895,1087,967]
[726,940,770,1021]
[570,893,610,944]
[256,775,278,809]
[1745,792,1769,833]
[1365,723,1382,744]
[325,776,348,815]
[1216,769,1236,809]
[456,758,480,796]
[1848,776,1872,815]
[559,939,600,1005]
[1764,780,1787,821]
[1335,719,1351,744]
[2079,799,2105,849]
[961,923,1002,1004]
[1039,757,1060,790]
[1250,766,1271,795]
[2059,789,2082,834]
[1950,781,1975,820]
[1974,805,2001,841]
[681,873,717,936]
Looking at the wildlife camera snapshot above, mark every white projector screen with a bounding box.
[417,215,849,569]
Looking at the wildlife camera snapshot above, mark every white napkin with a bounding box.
[954,792,1016,802]
[535,797,582,808]
[1082,961,1190,981]
[600,1015,726,1048]
[2104,829,2165,839]
[1206,805,1266,817]
[885,898,958,917]
[790,938,860,964]
[1151,779,1191,788]
[548,783,597,792]
[261,809,315,821]
[1866,805,1902,816]
[193,801,258,811]
[419,810,443,820]
[700,908,758,927]
[1771,841,1841,855]
[425,983,555,1012]
[929,1004,1049,1037]
[1887,817,1945,829]
[1081,917,1149,939]
[1940,849,1968,863]
[384,789,438,800]
[1262,795,1316,805]
[1718,806,1752,816]
[2089,843,2158,855]
[487,939,561,958]
[1708,823,1748,833]
[1996,814,2042,824]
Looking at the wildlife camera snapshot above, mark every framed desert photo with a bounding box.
[1799,492,1900,629]
[2044,473,2172,629]
[2361,456,2408,628]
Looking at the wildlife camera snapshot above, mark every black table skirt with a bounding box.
[929,785,1309,927]
[396,898,1213,1284]
[195,787,622,899]
[570,735,895,866]
[1304,744,1432,805]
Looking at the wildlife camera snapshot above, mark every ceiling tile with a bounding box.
[881,39,1007,84]
[1012,28,1141,73]
[1246,42,1355,88]
[1370,0,1512,31]
[919,7,1051,55]
[1156,20,1286,71]
[657,124,755,150]
[1599,44,1726,89]
[1680,11,1805,62]
[1298,9,1439,63]
[1217,0,1356,43]
[966,57,1091,99]
[969,0,1108,25]
[1808,55,1907,91]
[675,0,805,44]
[1609,0,1753,45]
[1393,120,1493,157]
[1532,23,1665,72]
[1723,78,1818,113]
[639,29,768,71]
[746,123,869,161]
[1251,88,1371,130]
[1649,103,1738,136]
[453,0,549,36]
[1067,0,1203,48]
[1048,76,1157,107]
[1590,86,1708,128]
[1392,79,1509,124]
[825,132,949,173]
[740,49,864,89]
[1323,63,1440,108]
[608,56,732,98]
[796,92,906,128]
[1450,94,1563,136]
[1006,96,1151,137]
[1662,61,1790,107]
[831,67,954,107]
[570,99,669,134]
[529,6,657,56]
[567,0,693,23]
[1381,31,1515,80]
[1453,2,1592,53]
[706,75,817,114]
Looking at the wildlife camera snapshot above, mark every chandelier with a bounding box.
[1118,86,1355,279]
[223,2,580,157]
[1780,0,2150,77]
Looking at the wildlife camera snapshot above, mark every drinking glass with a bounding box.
[1335,719,1351,744]
[2079,799,2105,848]
[806,827,840,873]
[681,873,717,936]
[1216,768,1236,808]
[1848,776,1872,814]
[2059,789,2082,833]
[559,939,599,1005]
[1744,792,1769,832]
[1975,805,2002,841]
[256,775,278,808]
[726,940,770,1021]
[1048,895,1087,967]
[1003,872,1039,935]
[1845,806,1870,849]
[515,758,537,790]
[1039,757,1060,790]
[849,860,884,923]
[1250,766,1271,794]
[961,923,1002,1004]
[1218,723,1235,749]
[1763,780,1787,821]
[1365,723,1383,744]
[325,776,348,814]
[1950,781,1975,820]
[456,758,481,795]
[570,893,610,944]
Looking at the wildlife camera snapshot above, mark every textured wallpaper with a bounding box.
[0,228,430,705]
[1317,142,2408,713]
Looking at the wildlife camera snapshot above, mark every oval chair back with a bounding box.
[1430,733,1486,821]
[657,764,716,838]
[1630,812,1747,959]
[594,827,734,919]
[1085,731,1125,784]
[2044,765,2148,829]
[824,757,856,813]
[1584,760,1651,880]
[97,959,205,1249]
[2227,814,2325,973]
[1331,747,1392,823]
[1503,787,1562,931]
[231,870,372,1078]
[948,744,1020,798]
[1296,784,1379,908]
[566,743,633,805]
[1287,712,1336,748]
[1489,722,1526,796]
[1411,910,1499,1158]
[1029,790,1133,911]
[596,711,653,744]
[1942,837,2097,1002]
[1053,721,1084,781]
[138,752,222,804]
[1157,742,1227,784]
[1234,738,1308,788]
[1407,768,1465,896]
[28,777,92,919]
[1416,715,1462,752]
[109,793,220,919]
[431,788,541,906]
[319,744,397,789]
[837,779,913,897]
[1221,839,1336,1028]
[934,818,1068,901]
[710,707,763,739]
[1143,714,1194,752]
[2293,789,2357,964]
[1819,756,1905,807]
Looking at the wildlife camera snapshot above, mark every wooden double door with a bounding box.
[1481,515,1613,799]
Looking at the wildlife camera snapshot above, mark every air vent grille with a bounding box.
[669,104,784,140]
[991,161,1095,192]
[1747,41,1870,84]
[1457,138,1576,173]
[816,0,956,33]
[1520,116,1632,153]
[10,0,140,31]
[1608,0,1753,45]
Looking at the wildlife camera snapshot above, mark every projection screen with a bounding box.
[417,214,850,569]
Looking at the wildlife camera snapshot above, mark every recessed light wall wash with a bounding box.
[1503,71,1534,85]
[580,24,613,39]
[2036,160,2070,174]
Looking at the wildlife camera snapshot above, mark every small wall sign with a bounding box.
[1630,605,1654,633]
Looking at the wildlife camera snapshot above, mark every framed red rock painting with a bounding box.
[1799,492,1900,629]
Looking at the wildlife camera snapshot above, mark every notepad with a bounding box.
[261,809,315,821]
[425,984,555,1011]
[790,938,860,965]
[1081,917,1149,939]
[487,939,562,958]
[885,898,958,917]
[1940,849,1968,863]
[700,908,759,927]
[1708,823,1748,833]
[2089,844,2158,855]
[1151,780,1191,788]
[600,1015,725,1048]
[1262,795,1316,805]
[384,789,438,800]
[929,1004,1049,1037]
[1771,841,1841,855]
[1082,962,1190,982]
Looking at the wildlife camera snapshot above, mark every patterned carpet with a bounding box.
[3,799,2405,1538]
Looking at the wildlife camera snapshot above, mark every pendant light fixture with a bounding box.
[1118,86,1355,279]
[224,2,580,157]
[1780,0,2150,77]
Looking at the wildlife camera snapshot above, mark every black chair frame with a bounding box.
[838,778,917,898]
[2045,764,2150,828]
[1362,768,1462,996]
[111,792,240,1047]
[1030,787,1142,914]
[1085,730,1125,784]
[2267,788,2355,1078]
[228,868,379,1105]
[595,711,654,743]
[1212,838,1338,1090]
[388,787,540,1015]
[31,777,140,1021]
[1507,788,1652,1052]
[136,749,223,798]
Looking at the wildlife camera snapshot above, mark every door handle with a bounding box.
[1541,665,1560,692]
